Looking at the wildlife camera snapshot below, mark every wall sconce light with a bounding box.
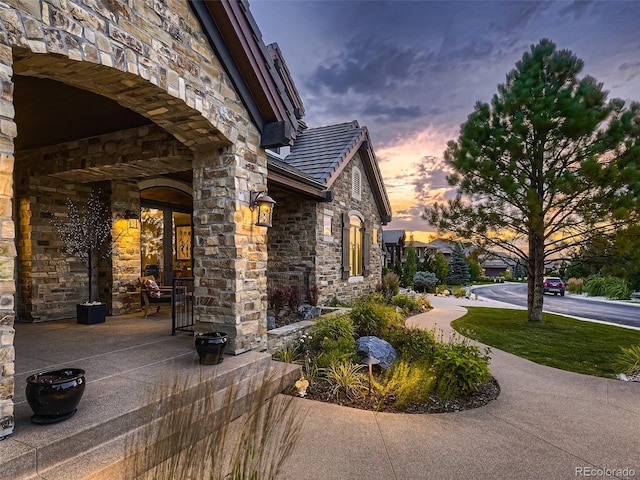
[250,191,276,228]
[123,209,140,230]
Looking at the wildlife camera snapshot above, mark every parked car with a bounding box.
[543,277,565,296]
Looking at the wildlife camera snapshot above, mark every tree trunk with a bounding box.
[87,246,93,303]
[527,230,545,322]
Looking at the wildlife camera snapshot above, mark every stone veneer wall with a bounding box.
[267,192,317,299]
[15,179,116,321]
[267,153,385,306]
[0,0,270,437]
[315,153,384,304]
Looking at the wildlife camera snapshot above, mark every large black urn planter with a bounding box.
[195,332,228,365]
[25,368,86,424]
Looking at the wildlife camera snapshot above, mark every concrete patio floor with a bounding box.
[4,308,296,479]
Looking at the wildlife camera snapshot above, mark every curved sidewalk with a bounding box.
[280,295,640,480]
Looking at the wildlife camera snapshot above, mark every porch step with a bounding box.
[5,352,300,480]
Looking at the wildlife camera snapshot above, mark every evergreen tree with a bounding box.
[425,39,640,321]
[433,252,448,285]
[402,245,418,288]
[446,243,470,285]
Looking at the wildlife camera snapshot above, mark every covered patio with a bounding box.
[3,311,299,479]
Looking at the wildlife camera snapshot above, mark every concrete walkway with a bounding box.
[279,295,640,480]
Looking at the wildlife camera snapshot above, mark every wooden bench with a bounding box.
[139,276,172,317]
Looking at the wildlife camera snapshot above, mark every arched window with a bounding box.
[349,215,363,276]
[342,212,371,279]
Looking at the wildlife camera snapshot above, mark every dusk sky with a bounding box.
[249,0,640,242]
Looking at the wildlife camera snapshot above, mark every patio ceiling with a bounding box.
[13,75,154,152]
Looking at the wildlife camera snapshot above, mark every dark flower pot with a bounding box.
[195,332,228,365]
[25,368,86,424]
[77,303,106,324]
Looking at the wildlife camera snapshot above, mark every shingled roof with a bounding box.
[280,121,391,222]
[284,121,367,185]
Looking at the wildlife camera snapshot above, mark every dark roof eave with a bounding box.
[189,0,297,147]
[268,158,331,201]
[358,137,392,222]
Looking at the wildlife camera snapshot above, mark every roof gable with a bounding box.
[282,121,392,222]
[284,121,364,184]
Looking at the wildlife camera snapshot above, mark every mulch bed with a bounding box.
[286,376,500,414]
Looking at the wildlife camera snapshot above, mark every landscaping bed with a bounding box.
[286,375,500,414]
[273,286,498,414]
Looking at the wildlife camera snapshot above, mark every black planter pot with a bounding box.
[77,303,106,324]
[25,368,86,424]
[195,332,228,365]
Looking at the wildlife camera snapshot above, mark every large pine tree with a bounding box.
[426,39,640,322]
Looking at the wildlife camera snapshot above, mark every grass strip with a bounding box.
[451,307,640,377]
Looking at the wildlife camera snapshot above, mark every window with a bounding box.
[342,212,370,279]
[350,215,363,276]
[323,214,332,237]
[351,166,362,200]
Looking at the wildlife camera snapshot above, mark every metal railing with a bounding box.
[171,277,195,335]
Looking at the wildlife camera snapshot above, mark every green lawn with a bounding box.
[451,307,640,377]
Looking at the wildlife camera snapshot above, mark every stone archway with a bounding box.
[0,2,271,438]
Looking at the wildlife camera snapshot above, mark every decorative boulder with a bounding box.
[356,336,398,370]
[298,305,322,320]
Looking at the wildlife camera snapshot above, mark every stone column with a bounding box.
[192,146,268,354]
[109,180,141,315]
[0,43,16,438]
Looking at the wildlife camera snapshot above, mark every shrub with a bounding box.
[584,275,607,297]
[378,360,434,408]
[383,326,437,363]
[324,361,367,401]
[288,285,300,311]
[452,287,468,298]
[328,296,349,307]
[269,287,291,315]
[309,284,320,306]
[356,292,387,305]
[377,272,400,302]
[604,277,631,300]
[391,294,422,314]
[350,302,403,337]
[314,337,358,369]
[614,345,640,376]
[432,341,491,399]
[585,275,631,300]
[272,341,303,365]
[413,271,438,293]
[309,314,354,352]
[566,277,583,294]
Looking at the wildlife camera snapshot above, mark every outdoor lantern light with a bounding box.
[123,209,140,230]
[250,191,276,228]
[361,356,380,396]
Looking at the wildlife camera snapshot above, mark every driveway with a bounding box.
[279,295,640,480]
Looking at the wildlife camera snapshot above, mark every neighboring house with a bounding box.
[382,229,406,267]
[405,235,430,261]
[267,121,392,305]
[480,251,519,278]
[423,238,475,261]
